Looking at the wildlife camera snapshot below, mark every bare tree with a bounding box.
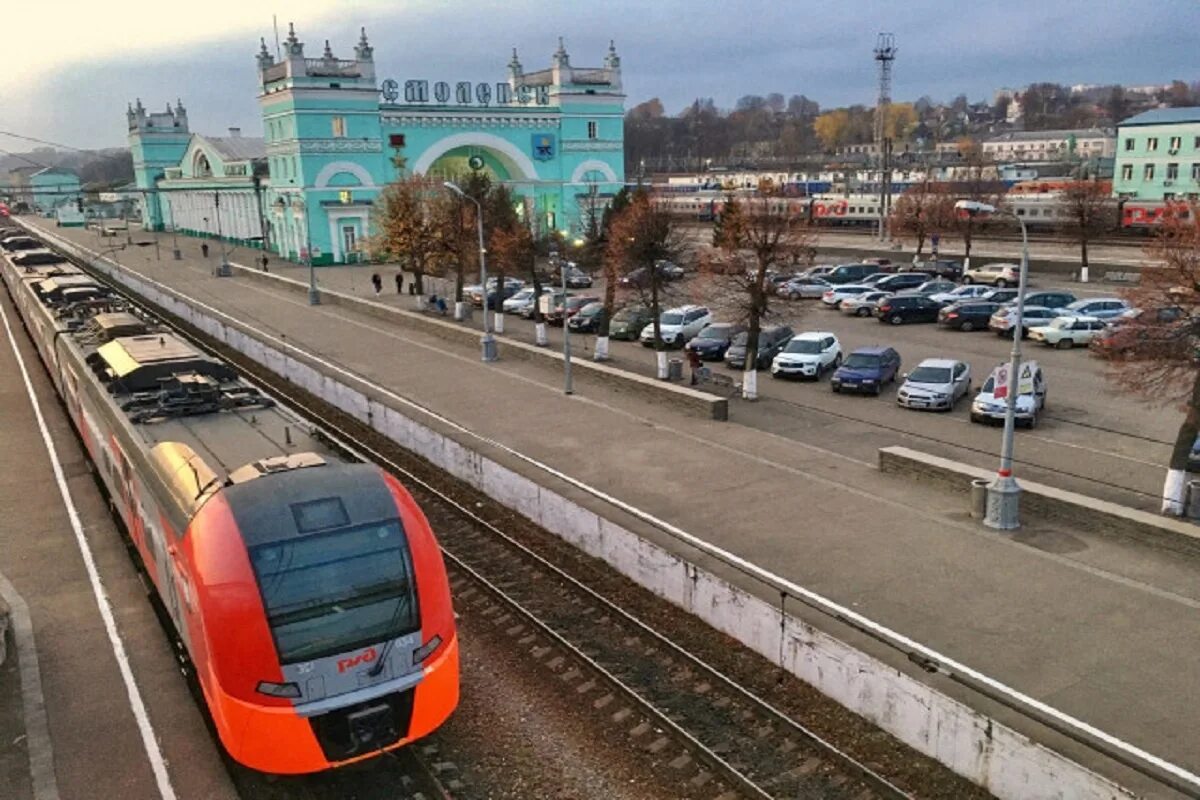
[1092,207,1200,513]
[1056,180,1117,282]
[888,181,956,262]
[952,139,1000,270]
[486,184,530,335]
[432,172,493,319]
[604,190,685,378]
[370,176,440,297]
[593,187,630,361]
[709,191,816,399]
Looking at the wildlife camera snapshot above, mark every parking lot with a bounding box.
[488,262,1172,512]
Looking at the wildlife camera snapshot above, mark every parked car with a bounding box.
[971,361,1046,428]
[981,287,1020,304]
[770,331,842,380]
[840,290,892,316]
[10,250,66,267]
[987,305,1058,337]
[874,272,931,293]
[468,277,524,306]
[860,272,893,286]
[800,264,836,279]
[567,301,606,332]
[909,259,964,280]
[963,262,1023,287]
[561,264,594,288]
[724,325,795,370]
[821,284,875,308]
[1090,306,1185,355]
[532,289,570,319]
[1028,315,1107,348]
[0,236,42,252]
[686,322,745,360]
[830,346,902,395]
[503,286,540,315]
[1060,297,1132,320]
[938,301,1002,331]
[608,305,654,340]
[547,294,600,325]
[778,276,831,300]
[640,304,712,347]
[875,293,943,325]
[913,279,957,296]
[1020,291,1076,309]
[897,358,972,410]
[928,284,992,305]
[824,263,880,285]
[655,259,685,280]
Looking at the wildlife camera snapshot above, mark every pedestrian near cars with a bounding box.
[686,347,702,385]
[395,272,404,294]
[371,272,382,296]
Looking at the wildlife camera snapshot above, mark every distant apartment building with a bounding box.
[1112,107,1200,200]
[983,128,1115,162]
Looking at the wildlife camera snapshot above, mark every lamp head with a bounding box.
[443,181,464,197]
[954,199,997,217]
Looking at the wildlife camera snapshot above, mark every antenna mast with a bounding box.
[874,32,897,241]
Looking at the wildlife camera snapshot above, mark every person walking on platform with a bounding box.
[371,272,382,296]
[261,255,269,272]
[201,242,209,259]
[395,272,404,295]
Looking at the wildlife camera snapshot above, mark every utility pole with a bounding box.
[874,33,897,242]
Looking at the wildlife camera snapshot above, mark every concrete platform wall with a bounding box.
[38,228,1138,800]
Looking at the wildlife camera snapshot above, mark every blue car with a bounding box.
[830,346,901,395]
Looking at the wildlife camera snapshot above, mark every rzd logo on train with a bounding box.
[337,647,378,672]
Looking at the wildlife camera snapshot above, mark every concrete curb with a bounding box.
[878,445,1200,555]
[227,262,729,421]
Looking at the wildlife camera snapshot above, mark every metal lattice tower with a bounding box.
[873,33,897,239]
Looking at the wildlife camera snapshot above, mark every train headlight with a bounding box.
[256,680,302,699]
[412,634,444,666]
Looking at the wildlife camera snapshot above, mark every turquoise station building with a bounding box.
[129,25,626,265]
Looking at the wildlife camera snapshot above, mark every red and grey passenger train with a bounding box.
[0,231,459,774]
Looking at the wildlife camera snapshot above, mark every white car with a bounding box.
[1028,315,1107,348]
[897,358,972,410]
[770,332,842,379]
[503,286,539,314]
[971,362,1046,428]
[820,284,874,308]
[640,304,712,346]
[778,276,830,300]
[840,290,892,316]
[928,284,992,305]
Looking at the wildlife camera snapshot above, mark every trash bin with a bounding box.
[1187,480,1200,520]
[970,478,989,520]
[667,358,683,381]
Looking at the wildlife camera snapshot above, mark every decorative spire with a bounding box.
[135,98,144,113]
[355,26,373,60]
[285,22,303,56]
[605,39,620,69]
[553,36,570,68]
[165,101,173,114]
[322,39,334,60]
[175,97,187,116]
[508,46,523,79]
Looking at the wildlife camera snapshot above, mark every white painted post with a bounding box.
[494,310,505,334]
[594,335,610,361]
[454,301,467,320]
[742,368,758,400]
[535,321,548,346]
[1163,468,1187,515]
[655,350,668,380]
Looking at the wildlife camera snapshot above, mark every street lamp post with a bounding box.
[956,200,1029,530]
[214,191,232,277]
[561,246,573,394]
[443,181,497,362]
[302,202,319,305]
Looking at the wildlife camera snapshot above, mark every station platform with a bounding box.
[0,284,235,800]
[23,220,1200,796]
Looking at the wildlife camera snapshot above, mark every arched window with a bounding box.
[193,152,212,178]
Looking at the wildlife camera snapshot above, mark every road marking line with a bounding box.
[0,572,60,800]
[0,298,177,800]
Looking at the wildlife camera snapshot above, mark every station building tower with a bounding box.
[257,25,386,264]
[128,99,191,230]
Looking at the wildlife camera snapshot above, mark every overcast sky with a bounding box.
[2,0,1197,152]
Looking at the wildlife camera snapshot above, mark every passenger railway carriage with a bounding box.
[0,238,459,774]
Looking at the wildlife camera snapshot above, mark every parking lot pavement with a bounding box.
[82,228,1168,511]
[0,287,235,800]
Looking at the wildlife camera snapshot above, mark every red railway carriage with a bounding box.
[1,237,458,774]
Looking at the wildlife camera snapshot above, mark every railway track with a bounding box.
[60,245,974,798]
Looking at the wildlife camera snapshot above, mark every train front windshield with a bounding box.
[250,520,420,664]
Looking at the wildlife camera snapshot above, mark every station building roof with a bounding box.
[1118,107,1200,127]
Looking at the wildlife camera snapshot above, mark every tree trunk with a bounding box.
[651,274,667,379]
[1163,370,1200,515]
[413,267,425,295]
[1079,236,1090,283]
[916,231,926,259]
[596,262,616,362]
[963,219,973,270]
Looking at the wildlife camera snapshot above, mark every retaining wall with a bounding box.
[880,445,1200,556]
[34,226,1139,800]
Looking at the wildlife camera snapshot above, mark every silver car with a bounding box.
[897,358,972,411]
[778,276,830,300]
[840,290,891,316]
